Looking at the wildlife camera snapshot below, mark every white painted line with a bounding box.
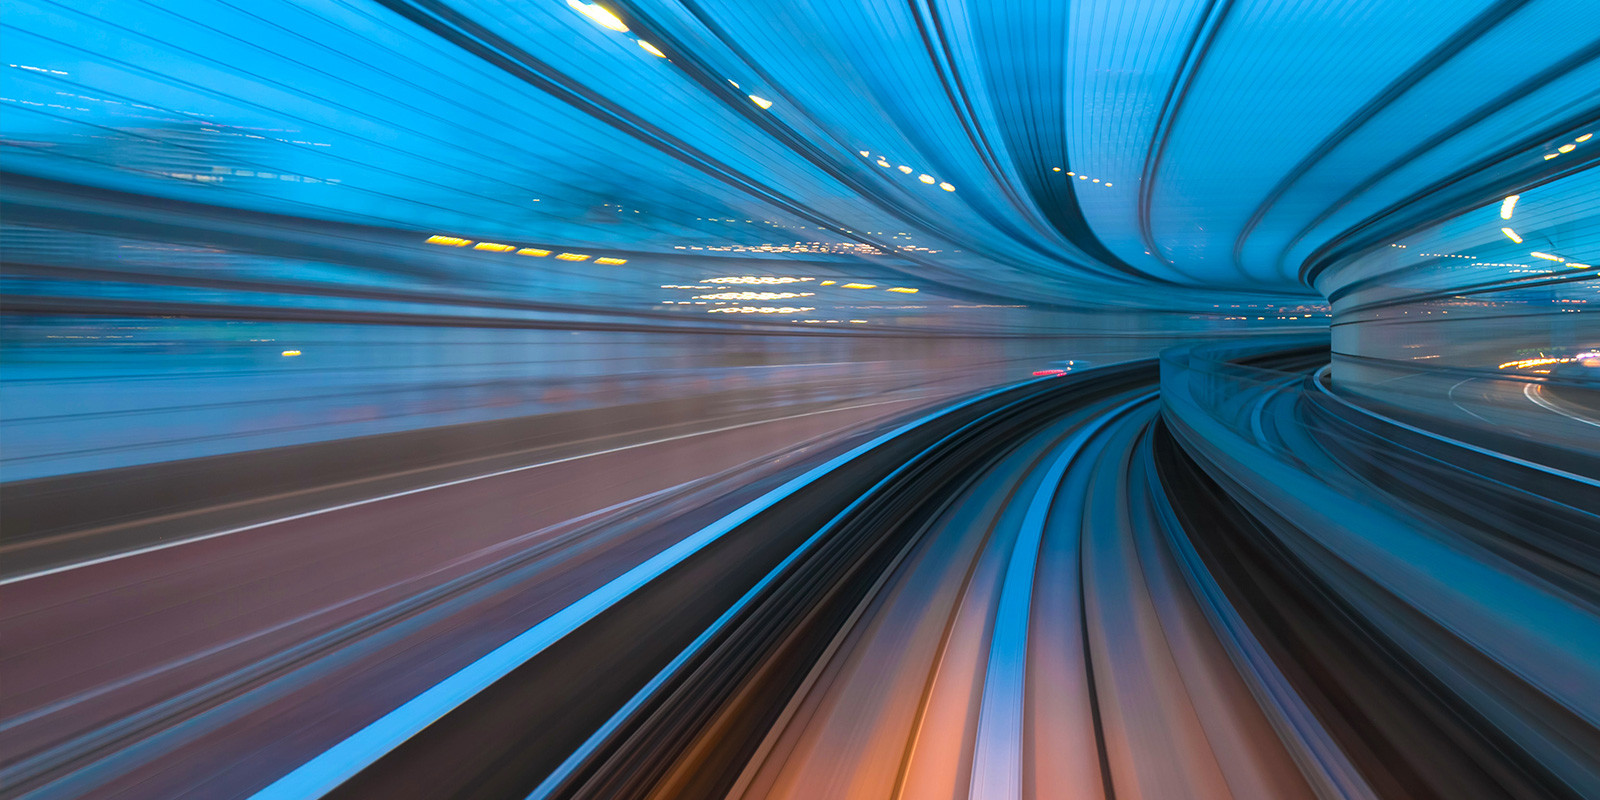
[247,382,1033,800]
[0,395,931,587]
[0,487,677,736]
[1524,382,1600,429]
[1314,366,1598,488]
[1447,377,1496,425]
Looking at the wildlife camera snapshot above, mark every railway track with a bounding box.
[219,343,1600,799]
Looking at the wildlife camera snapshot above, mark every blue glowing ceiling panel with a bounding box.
[3,0,1596,308]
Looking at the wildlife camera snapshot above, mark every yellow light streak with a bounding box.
[567,0,628,32]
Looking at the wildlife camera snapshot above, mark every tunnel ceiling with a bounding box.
[4,0,1597,310]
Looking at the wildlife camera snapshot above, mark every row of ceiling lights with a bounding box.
[1050,167,1112,187]
[425,234,627,264]
[1496,191,1591,269]
[859,151,955,191]
[566,2,781,111]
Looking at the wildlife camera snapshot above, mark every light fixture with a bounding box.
[637,40,665,57]
[918,174,935,184]
[749,94,772,109]
[1501,195,1519,219]
[567,0,628,32]
[939,182,954,191]
[1502,227,1523,243]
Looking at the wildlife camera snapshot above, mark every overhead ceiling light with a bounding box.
[567,0,628,32]
[1575,133,1592,142]
[939,182,954,191]
[1531,251,1564,262]
[637,40,665,57]
[897,165,913,174]
[1502,227,1523,243]
[858,150,870,156]
[1558,143,1576,153]
[749,94,772,109]
[1501,195,1519,219]
[918,174,935,184]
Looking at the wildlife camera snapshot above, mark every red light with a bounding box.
[1032,369,1066,376]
